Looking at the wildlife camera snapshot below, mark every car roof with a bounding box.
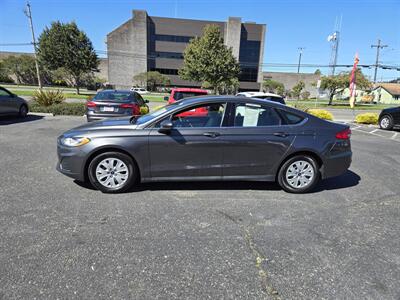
[175,95,287,108]
[171,88,208,93]
[99,89,134,93]
[236,91,283,98]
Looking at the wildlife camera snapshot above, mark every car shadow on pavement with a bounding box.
[134,181,281,192]
[74,170,360,193]
[312,170,360,192]
[0,114,44,125]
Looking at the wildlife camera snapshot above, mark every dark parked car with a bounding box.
[86,90,149,122]
[0,86,29,118]
[57,96,352,194]
[379,106,400,130]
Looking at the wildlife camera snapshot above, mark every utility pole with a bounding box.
[24,1,42,89]
[297,47,305,74]
[371,39,388,85]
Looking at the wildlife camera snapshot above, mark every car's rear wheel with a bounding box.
[88,152,137,193]
[278,155,320,193]
[19,104,28,118]
[379,115,393,130]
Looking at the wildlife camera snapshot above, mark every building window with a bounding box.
[154,34,194,43]
[150,52,184,59]
[150,68,179,75]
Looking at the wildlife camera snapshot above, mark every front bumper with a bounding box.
[56,144,88,182]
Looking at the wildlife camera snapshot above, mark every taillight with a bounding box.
[86,101,96,108]
[336,128,351,139]
[120,103,135,109]
[120,103,139,115]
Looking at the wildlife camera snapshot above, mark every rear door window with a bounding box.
[233,103,282,127]
[277,110,304,124]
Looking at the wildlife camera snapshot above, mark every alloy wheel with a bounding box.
[285,160,315,189]
[95,158,129,188]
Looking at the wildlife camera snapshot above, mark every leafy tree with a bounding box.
[218,77,240,94]
[133,71,170,91]
[263,79,285,95]
[0,60,14,83]
[179,25,240,94]
[320,69,370,105]
[314,69,322,75]
[2,55,38,84]
[37,21,98,94]
[301,91,311,100]
[292,80,305,99]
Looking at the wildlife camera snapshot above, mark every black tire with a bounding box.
[379,115,394,130]
[88,151,137,193]
[19,104,28,118]
[277,155,320,193]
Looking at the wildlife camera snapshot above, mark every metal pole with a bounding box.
[371,39,388,84]
[25,2,42,89]
[297,47,304,74]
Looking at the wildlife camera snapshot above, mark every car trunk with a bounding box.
[92,101,131,115]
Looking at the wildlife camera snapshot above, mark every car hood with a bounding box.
[381,106,400,114]
[62,117,138,137]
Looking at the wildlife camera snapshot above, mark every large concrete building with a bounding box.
[107,10,266,90]
[263,72,321,98]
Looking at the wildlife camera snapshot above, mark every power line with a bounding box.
[0,43,33,46]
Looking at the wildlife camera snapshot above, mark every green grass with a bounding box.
[143,94,167,102]
[11,89,91,99]
[286,99,392,110]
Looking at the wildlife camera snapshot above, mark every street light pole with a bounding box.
[24,1,42,89]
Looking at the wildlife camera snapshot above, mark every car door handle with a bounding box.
[203,132,220,138]
[273,132,289,137]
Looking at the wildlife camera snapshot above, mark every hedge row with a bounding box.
[29,102,86,116]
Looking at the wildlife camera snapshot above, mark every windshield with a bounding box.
[94,91,134,102]
[174,91,207,101]
[133,103,179,125]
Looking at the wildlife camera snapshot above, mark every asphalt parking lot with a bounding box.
[1,114,399,299]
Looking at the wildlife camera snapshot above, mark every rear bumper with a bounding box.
[321,151,352,179]
[86,112,132,122]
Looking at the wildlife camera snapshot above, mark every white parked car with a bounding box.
[236,92,285,104]
[130,87,149,95]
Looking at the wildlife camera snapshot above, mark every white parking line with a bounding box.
[391,132,398,140]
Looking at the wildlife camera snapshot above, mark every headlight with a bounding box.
[61,137,90,147]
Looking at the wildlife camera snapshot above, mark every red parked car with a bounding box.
[164,88,209,116]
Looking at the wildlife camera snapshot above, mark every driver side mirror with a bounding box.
[158,119,173,134]
[163,96,169,101]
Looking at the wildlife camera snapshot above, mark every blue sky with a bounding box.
[1,0,399,80]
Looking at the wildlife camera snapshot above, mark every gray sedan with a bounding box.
[57,96,352,194]
[0,86,29,117]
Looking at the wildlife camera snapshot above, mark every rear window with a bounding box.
[278,110,304,124]
[174,91,207,101]
[94,91,134,102]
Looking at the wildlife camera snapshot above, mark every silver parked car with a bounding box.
[0,86,29,118]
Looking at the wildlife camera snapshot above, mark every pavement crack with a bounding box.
[216,210,280,299]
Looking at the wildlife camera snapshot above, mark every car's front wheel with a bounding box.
[379,115,393,130]
[88,152,137,193]
[278,155,320,193]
